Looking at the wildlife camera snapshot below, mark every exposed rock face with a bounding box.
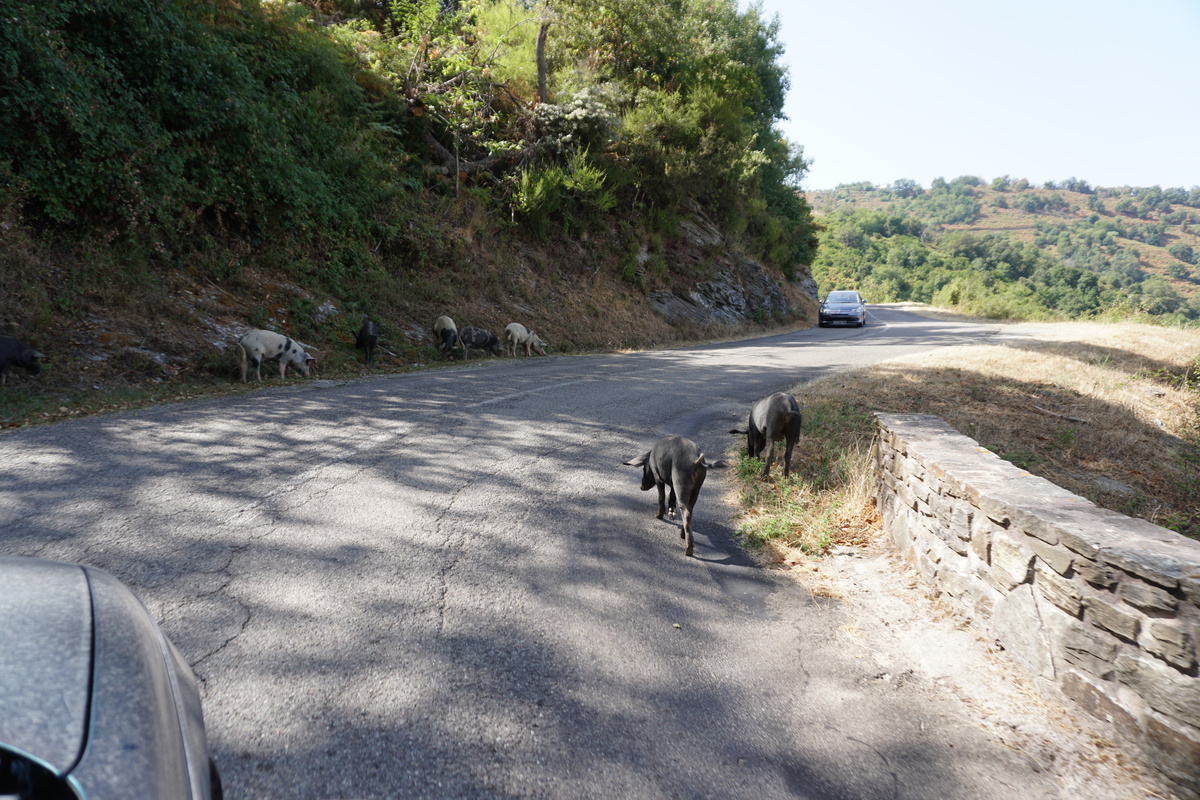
[795,273,820,302]
[649,205,815,327]
[650,259,790,326]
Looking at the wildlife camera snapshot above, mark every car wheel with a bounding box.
[210,758,224,800]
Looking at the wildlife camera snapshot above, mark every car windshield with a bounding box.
[826,291,860,303]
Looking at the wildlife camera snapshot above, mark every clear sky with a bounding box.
[748,0,1200,191]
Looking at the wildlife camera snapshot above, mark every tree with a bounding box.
[1109,250,1145,287]
[1061,177,1092,194]
[1167,262,1193,281]
[1168,242,1196,264]
[1142,224,1167,247]
[892,179,922,198]
[536,0,552,103]
[1137,278,1183,314]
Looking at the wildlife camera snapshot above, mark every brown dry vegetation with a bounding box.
[734,309,1200,560]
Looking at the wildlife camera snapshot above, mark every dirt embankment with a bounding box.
[0,209,817,427]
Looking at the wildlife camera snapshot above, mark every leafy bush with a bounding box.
[1169,243,1197,264]
[1,0,390,239]
[513,152,618,239]
[534,87,620,156]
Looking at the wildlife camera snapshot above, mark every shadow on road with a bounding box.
[1,322,1059,799]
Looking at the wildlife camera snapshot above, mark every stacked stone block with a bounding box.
[875,413,1200,799]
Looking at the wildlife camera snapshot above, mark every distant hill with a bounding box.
[805,178,1200,322]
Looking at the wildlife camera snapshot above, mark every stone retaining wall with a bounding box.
[875,413,1200,800]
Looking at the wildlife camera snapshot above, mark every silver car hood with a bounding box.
[0,556,210,799]
[0,557,92,772]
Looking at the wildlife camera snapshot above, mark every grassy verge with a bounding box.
[0,203,815,431]
[732,314,1200,559]
[732,402,880,557]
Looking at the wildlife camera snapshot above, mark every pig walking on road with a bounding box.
[624,435,727,556]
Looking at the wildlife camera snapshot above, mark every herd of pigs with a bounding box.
[237,317,549,382]
[0,324,801,557]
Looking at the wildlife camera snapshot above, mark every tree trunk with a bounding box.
[536,0,551,104]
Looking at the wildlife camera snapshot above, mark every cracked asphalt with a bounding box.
[2,308,1077,799]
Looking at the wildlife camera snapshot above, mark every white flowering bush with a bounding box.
[533,87,618,156]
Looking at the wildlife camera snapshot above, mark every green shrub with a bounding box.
[1,0,388,240]
[513,152,617,239]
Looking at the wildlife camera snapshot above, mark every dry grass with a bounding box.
[733,314,1200,560]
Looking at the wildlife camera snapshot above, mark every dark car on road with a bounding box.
[818,290,867,327]
[0,556,222,800]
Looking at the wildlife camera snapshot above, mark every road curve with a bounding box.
[2,307,1069,799]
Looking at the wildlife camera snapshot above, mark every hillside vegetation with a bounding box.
[807,177,1200,324]
[0,0,817,424]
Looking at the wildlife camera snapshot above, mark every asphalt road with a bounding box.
[2,307,1070,799]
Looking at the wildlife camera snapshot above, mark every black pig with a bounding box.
[0,336,45,386]
[356,319,379,364]
[624,435,727,556]
[731,392,802,479]
[457,326,505,359]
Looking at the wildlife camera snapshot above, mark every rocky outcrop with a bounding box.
[649,206,815,327]
[649,258,790,325]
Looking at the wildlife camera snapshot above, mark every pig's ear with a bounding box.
[623,453,650,467]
